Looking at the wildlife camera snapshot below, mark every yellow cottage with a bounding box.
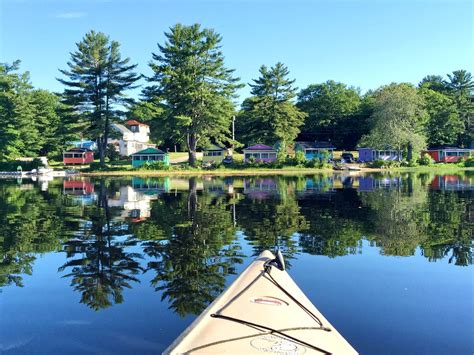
[202,144,226,163]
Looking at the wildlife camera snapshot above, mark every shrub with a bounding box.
[368,160,386,168]
[305,158,329,169]
[138,161,171,171]
[463,156,474,167]
[89,161,106,171]
[106,144,120,162]
[418,153,435,166]
[368,160,403,168]
[294,151,307,165]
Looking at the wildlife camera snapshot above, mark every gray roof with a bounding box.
[295,141,335,150]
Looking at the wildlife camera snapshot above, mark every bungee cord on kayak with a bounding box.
[164,250,357,354]
[206,252,334,354]
[263,256,331,332]
[210,313,333,355]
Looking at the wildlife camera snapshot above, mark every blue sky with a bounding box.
[1,0,473,101]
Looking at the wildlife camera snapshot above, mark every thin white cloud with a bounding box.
[55,12,86,19]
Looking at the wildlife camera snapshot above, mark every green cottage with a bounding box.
[131,147,170,168]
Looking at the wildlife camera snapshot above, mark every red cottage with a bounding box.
[63,180,95,195]
[423,147,472,163]
[63,148,94,165]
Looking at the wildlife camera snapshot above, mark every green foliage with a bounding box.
[0,61,67,160]
[445,70,474,147]
[294,150,307,165]
[420,88,464,147]
[88,161,106,171]
[145,24,242,166]
[367,160,403,168]
[360,83,427,159]
[297,80,364,149]
[137,160,171,171]
[462,156,474,167]
[105,143,120,162]
[418,75,448,93]
[58,30,139,166]
[0,158,45,171]
[237,63,306,148]
[418,153,435,166]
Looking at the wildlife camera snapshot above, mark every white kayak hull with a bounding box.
[165,250,357,354]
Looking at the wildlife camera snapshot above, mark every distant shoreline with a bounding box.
[80,166,474,177]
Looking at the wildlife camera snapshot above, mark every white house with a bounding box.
[110,120,153,156]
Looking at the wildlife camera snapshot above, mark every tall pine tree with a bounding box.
[237,63,306,153]
[58,31,139,165]
[445,70,474,147]
[145,24,242,166]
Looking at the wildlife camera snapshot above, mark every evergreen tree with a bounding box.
[145,24,242,166]
[58,30,140,165]
[418,75,448,93]
[420,88,464,147]
[445,70,474,146]
[30,90,63,157]
[237,63,306,152]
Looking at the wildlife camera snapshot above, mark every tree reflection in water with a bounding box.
[0,172,472,314]
[133,178,243,316]
[58,180,143,310]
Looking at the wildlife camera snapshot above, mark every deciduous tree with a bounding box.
[359,83,427,160]
[297,80,362,149]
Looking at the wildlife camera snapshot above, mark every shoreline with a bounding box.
[79,166,474,177]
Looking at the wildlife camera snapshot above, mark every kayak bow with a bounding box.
[165,250,357,354]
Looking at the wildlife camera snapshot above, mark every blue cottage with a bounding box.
[294,141,335,161]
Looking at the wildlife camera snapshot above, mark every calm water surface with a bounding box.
[0,172,473,354]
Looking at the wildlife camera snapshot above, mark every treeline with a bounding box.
[1,24,473,165]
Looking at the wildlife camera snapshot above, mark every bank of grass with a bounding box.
[80,161,474,177]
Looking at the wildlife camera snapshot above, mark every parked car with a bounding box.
[222,155,233,165]
[341,152,354,163]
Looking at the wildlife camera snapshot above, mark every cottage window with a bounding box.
[446,151,457,157]
[252,153,260,158]
[73,154,83,158]
[157,156,164,161]
[245,153,250,160]
[269,153,276,159]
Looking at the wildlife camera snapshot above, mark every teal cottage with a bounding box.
[294,141,335,161]
[131,148,170,168]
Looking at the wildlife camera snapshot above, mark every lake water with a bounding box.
[0,172,473,354]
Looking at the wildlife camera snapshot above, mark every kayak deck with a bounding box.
[165,250,357,354]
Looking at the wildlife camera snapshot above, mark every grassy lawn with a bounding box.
[169,152,189,160]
